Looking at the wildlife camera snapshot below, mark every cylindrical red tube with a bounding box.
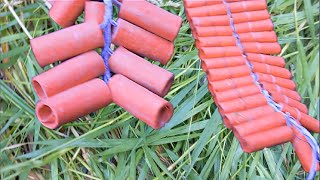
[239,31,278,42]
[36,78,112,129]
[291,128,320,172]
[108,74,173,129]
[30,23,104,67]
[240,126,293,153]
[32,51,105,99]
[270,92,308,114]
[194,26,233,37]
[280,103,319,133]
[246,53,285,67]
[196,36,237,47]
[119,0,182,42]
[261,82,301,101]
[232,10,270,24]
[84,1,105,24]
[214,84,261,102]
[201,56,246,71]
[184,0,261,8]
[109,47,174,97]
[112,19,174,65]
[251,62,292,79]
[183,0,222,8]
[255,73,296,90]
[186,1,267,17]
[243,42,282,55]
[49,0,86,28]
[229,1,267,13]
[185,4,227,17]
[233,112,286,138]
[224,105,275,128]
[207,65,251,82]
[219,94,268,113]
[191,15,230,27]
[235,19,274,33]
[199,46,242,58]
[209,76,255,92]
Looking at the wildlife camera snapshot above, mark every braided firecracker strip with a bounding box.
[184,0,319,175]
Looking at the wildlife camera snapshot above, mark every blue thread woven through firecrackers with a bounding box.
[222,0,319,179]
[100,0,120,83]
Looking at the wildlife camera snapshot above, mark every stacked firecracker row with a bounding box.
[184,0,319,172]
[30,0,182,129]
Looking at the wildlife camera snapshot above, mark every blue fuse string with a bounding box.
[100,0,114,83]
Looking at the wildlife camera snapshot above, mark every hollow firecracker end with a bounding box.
[36,79,112,129]
[119,0,182,42]
[109,47,174,97]
[30,23,104,67]
[84,1,105,24]
[112,19,174,65]
[240,126,293,153]
[32,51,105,99]
[108,74,173,129]
[291,127,320,172]
[49,0,86,28]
